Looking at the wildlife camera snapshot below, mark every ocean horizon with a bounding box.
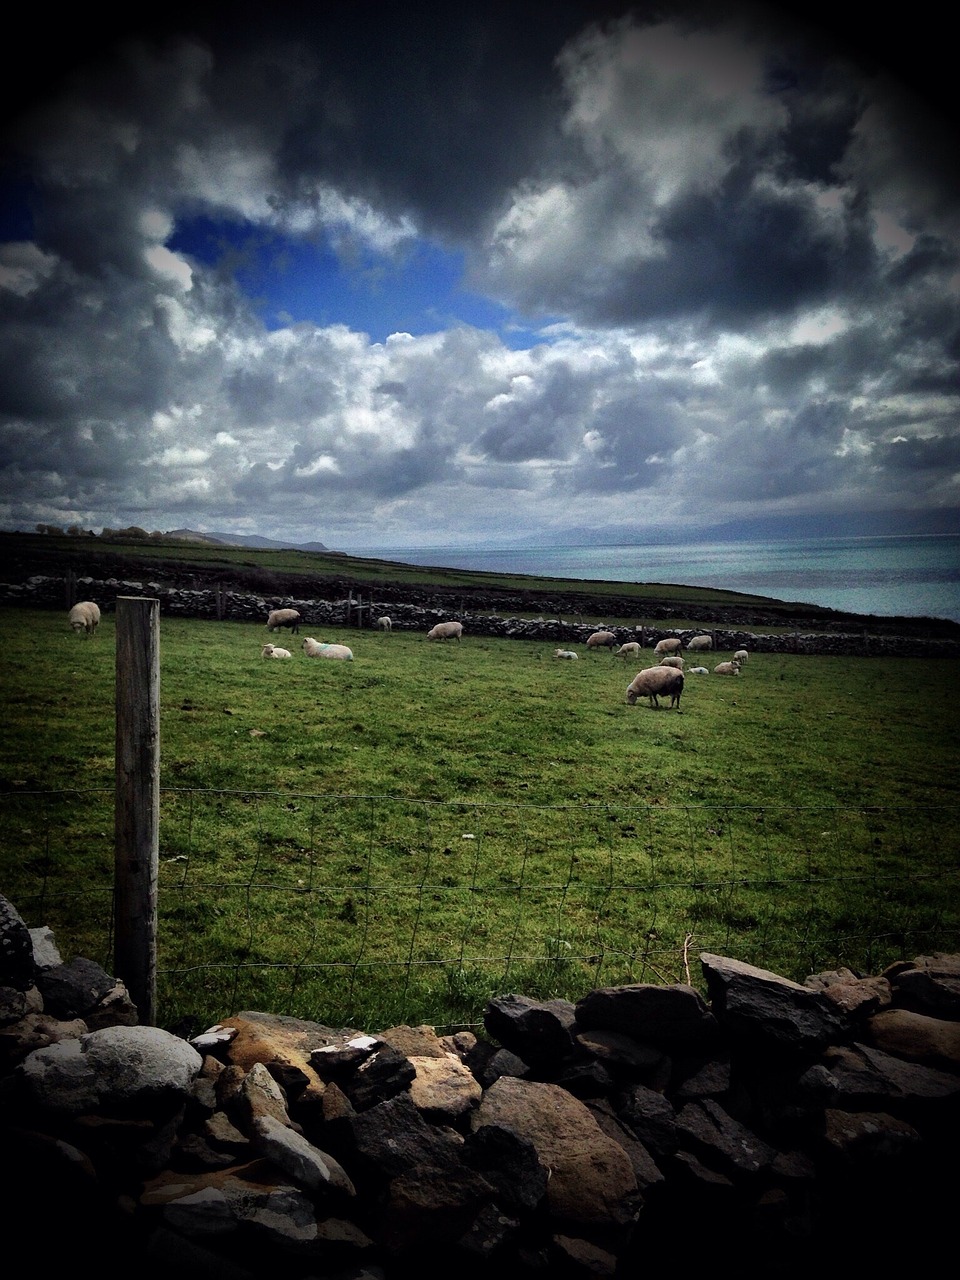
[350,533,960,624]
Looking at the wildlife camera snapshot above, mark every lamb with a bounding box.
[302,638,354,661]
[426,621,463,642]
[68,601,100,636]
[615,642,641,659]
[689,666,710,675]
[625,666,684,710]
[266,608,301,635]
[686,634,713,652]
[554,648,579,660]
[261,643,292,659]
[659,655,684,670]
[733,649,749,665]
[586,630,618,651]
[653,637,682,656]
[714,659,742,676]
[376,616,392,632]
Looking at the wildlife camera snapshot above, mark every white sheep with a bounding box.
[303,637,354,661]
[376,616,392,632]
[714,658,741,676]
[625,666,684,710]
[261,643,292,659]
[266,608,301,635]
[653,637,682,657]
[615,642,641,659]
[686,634,713,652]
[68,601,100,636]
[586,630,618,651]
[427,621,463,641]
[733,649,749,665]
[554,648,579,660]
[659,655,684,670]
[689,666,710,675]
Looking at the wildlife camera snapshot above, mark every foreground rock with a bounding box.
[0,893,957,1277]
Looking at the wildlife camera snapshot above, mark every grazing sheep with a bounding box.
[261,644,292,659]
[659,655,684,670]
[686,634,713,652]
[714,659,741,676]
[266,608,301,635]
[689,666,710,675]
[653,637,682,657]
[554,648,579,660]
[733,649,749,665]
[376,616,392,632]
[615,642,641,659]
[586,630,618,651]
[68,601,100,636]
[426,621,463,642]
[303,638,354,661]
[625,666,684,710]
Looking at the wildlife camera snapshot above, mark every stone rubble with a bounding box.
[0,892,957,1278]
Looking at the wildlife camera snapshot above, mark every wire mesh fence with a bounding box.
[2,785,958,1033]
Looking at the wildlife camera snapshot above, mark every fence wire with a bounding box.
[1,786,957,1033]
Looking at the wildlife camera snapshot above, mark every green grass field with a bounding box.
[1,605,958,1033]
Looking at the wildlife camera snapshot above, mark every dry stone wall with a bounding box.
[1,892,958,1279]
[3,572,959,657]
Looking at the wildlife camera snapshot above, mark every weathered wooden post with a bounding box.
[114,596,160,1026]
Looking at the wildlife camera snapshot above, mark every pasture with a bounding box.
[1,605,958,1033]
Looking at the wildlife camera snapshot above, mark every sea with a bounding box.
[354,534,960,624]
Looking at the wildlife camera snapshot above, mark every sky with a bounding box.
[1,1,958,552]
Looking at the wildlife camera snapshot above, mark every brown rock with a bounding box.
[408,1054,483,1121]
[222,1012,364,1109]
[472,1076,640,1227]
[865,1007,960,1072]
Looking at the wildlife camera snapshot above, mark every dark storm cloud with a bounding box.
[0,2,956,544]
[266,3,591,241]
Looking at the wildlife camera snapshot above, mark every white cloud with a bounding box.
[0,242,57,296]
[559,19,783,205]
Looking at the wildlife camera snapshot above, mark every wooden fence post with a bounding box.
[114,596,160,1026]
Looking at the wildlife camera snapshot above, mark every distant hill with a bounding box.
[165,529,330,552]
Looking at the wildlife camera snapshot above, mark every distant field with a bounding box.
[1,602,958,1034]
[4,529,934,631]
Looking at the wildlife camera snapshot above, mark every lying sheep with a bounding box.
[68,601,100,636]
[689,666,710,675]
[261,643,292,659]
[659,655,684,670]
[554,648,579,660]
[653,637,682,657]
[615,642,641,659]
[733,649,749,664]
[686,634,713,652]
[303,638,354,661]
[586,630,618,651]
[376,616,392,632]
[626,666,684,710]
[266,608,301,635]
[427,621,463,642]
[714,659,741,676]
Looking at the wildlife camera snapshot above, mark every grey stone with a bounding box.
[576,982,719,1049]
[17,1023,202,1115]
